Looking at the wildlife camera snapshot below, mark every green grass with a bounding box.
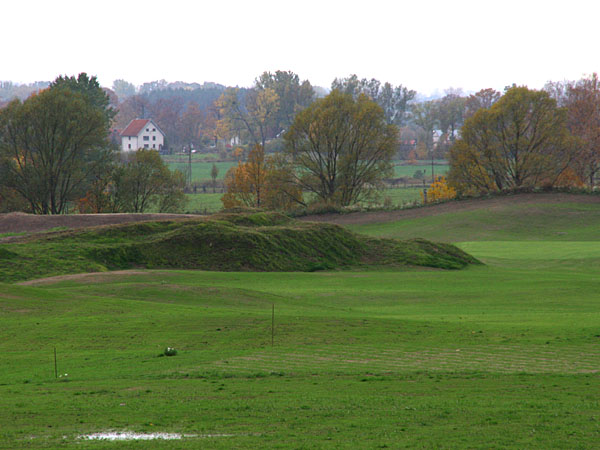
[393,161,448,179]
[183,193,223,213]
[1,194,599,448]
[166,160,237,182]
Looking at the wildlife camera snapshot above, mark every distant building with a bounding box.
[119,119,165,152]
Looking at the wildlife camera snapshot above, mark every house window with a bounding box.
[152,144,156,149]
[152,128,156,131]
[144,144,149,149]
[146,128,149,132]
[152,136,156,141]
[128,144,131,149]
[128,136,131,140]
[143,136,149,141]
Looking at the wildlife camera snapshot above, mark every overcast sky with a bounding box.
[2,0,599,94]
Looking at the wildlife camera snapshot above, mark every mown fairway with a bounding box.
[1,195,599,448]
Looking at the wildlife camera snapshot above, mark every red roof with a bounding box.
[120,119,150,137]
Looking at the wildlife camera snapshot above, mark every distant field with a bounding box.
[1,193,599,448]
[163,157,448,184]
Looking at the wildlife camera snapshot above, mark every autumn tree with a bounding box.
[0,82,114,214]
[222,145,269,208]
[464,88,501,119]
[562,74,600,187]
[284,90,398,207]
[179,102,205,150]
[222,145,302,210]
[448,86,577,194]
[423,176,456,203]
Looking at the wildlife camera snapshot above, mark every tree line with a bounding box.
[1,71,599,214]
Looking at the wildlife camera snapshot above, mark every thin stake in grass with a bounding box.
[54,346,57,379]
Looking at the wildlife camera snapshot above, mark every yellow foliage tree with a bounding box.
[422,176,457,203]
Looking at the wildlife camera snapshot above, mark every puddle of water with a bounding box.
[79,432,192,441]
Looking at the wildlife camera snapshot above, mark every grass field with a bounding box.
[182,188,426,214]
[1,196,599,448]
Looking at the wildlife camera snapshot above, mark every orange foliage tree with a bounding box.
[222,145,302,210]
[422,176,457,203]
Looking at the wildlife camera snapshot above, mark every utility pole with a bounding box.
[187,143,193,189]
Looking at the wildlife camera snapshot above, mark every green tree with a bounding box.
[0,86,113,214]
[111,149,186,213]
[50,73,115,122]
[448,86,577,194]
[284,90,398,206]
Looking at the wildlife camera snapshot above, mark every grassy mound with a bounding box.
[0,212,479,282]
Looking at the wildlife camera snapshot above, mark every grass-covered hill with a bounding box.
[0,212,478,283]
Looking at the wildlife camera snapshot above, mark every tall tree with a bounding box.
[217,87,280,148]
[411,101,439,153]
[51,73,115,122]
[436,91,466,140]
[112,79,137,101]
[563,73,600,187]
[255,70,315,132]
[448,86,577,194]
[0,86,113,214]
[284,90,398,206]
[331,75,416,125]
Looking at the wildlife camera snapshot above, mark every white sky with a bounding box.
[2,0,599,94]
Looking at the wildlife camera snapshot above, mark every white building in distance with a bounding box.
[119,119,165,152]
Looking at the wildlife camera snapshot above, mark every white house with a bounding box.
[120,119,165,152]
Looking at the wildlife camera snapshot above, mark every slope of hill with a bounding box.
[303,193,600,242]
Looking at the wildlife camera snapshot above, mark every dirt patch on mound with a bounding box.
[17,270,162,286]
[299,193,600,226]
[0,212,203,235]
